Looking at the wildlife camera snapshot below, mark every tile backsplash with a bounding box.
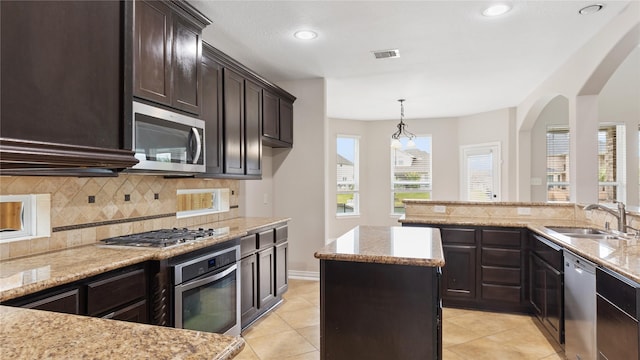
[0,175,239,260]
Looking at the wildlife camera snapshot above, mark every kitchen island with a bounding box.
[314,225,444,360]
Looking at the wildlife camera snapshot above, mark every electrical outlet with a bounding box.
[263,193,268,205]
[517,207,531,215]
[434,205,446,213]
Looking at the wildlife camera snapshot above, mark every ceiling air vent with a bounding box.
[372,49,400,59]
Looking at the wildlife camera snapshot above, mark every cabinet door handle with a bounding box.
[190,127,202,164]
[102,311,116,319]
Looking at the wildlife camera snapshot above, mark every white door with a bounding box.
[461,143,501,201]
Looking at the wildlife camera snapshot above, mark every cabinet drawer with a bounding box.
[103,299,148,324]
[258,229,275,249]
[531,234,563,270]
[440,228,476,245]
[275,225,288,244]
[87,268,146,316]
[482,266,521,286]
[241,234,258,257]
[597,267,640,319]
[482,284,521,303]
[22,288,81,315]
[482,229,521,248]
[482,248,521,267]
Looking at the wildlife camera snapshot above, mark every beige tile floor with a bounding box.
[236,279,566,360]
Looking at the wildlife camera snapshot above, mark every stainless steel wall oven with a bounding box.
[170,243,241,336]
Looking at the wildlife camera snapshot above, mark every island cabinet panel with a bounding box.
[320,260,441,360]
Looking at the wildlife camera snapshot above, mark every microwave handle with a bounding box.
[190,127,202,164]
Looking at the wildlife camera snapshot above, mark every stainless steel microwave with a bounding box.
[131,101,205,173]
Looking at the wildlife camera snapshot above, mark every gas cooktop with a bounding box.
[100,228,217,248]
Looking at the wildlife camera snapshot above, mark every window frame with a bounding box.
[546,126,571,203]
[336,135,360,217]
[390,136,432,215]
[598,123,626,203]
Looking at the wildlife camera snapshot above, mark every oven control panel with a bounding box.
[173,247,239,285]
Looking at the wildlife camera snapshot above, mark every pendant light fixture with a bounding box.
[391,99,416,149]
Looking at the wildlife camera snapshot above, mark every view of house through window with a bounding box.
[598,124,626,203]
[547,127,570,202]
[391,136,432,214]
[337,136,359,215]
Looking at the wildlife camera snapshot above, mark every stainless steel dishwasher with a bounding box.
[564,250,597,360]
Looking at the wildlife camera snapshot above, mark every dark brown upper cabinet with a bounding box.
[201,46,224,175]
[262,92,294,148]
[133,0,210,116]
[223,68,246,176]
[0,0,138,172]
[245,80,263,176]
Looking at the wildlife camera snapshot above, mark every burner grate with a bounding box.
[101,228,216,247]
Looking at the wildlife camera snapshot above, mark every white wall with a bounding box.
[272,78,327,276]
[458,108,515,200]
[240,146,274,217]
[516,3,640,202]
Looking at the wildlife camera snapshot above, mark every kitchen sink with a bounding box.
[545,227,629,240]
[546,227,608,235]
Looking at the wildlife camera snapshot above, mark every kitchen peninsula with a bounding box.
[314,226,444,360]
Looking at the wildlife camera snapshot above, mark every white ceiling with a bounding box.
[192,1,632,120]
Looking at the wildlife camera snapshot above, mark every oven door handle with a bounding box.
[176,264,237,292]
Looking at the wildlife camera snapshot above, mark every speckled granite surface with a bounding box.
[314,226,445,267]
[0,306,244,359]
[402,213,640,284]
[0,217,289,302]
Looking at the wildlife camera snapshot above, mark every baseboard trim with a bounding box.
[289,270,320,281]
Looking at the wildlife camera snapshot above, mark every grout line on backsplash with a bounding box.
[52,213,176,232]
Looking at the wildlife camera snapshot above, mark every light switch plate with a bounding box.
[434,205,446,213]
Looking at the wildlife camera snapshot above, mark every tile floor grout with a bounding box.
[236,279,566,360]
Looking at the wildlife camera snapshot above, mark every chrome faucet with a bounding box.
[584,202,627,233]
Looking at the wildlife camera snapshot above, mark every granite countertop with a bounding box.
[401,215,640,284]
[0,217,290,302]
[0,306,244,359]
[314,225,445,267]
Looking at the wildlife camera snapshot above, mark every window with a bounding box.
[337,136,359,216]
[461,143,500,202]
[598,124,626,203]
[546,127,570,202]
[391,136,432,214]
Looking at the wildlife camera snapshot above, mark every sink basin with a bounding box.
[545,227,629,240]
[546,227,607,235]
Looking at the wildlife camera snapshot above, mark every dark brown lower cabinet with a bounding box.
[258,247,276,308]
[240,254,258,324]
[442,245,476,300]
[275,241,289,296]
[20,288,81,315]
[320,260,441,360]
[240,223,289,330]
[596,267,640,360]
[5,263,149,325]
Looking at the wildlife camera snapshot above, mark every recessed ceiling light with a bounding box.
[579,4,604,15]
[293,30,317,40]
[482,3,512,17]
